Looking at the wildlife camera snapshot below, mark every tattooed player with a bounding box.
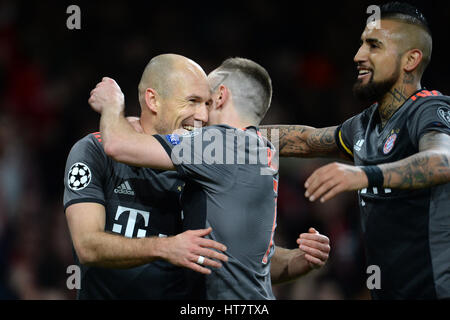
[263,2,449,299]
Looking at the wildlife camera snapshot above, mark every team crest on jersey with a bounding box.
[437,107,450,127]
[165,134,181,145]
[383,133,397,154]
[68,162,91,190]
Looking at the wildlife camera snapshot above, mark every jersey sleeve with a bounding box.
[407,101,450,148]
[154,127,237,191]
[335,118,356,160]
[63,134,108,210]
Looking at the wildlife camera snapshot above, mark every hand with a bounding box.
[296,228,330,269]
[88,77,125,114]
[304,162,368,203]
[163,227,228,275]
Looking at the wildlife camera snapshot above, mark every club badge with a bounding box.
[383,133,397,154]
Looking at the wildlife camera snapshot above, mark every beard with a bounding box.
[352,67,400,104]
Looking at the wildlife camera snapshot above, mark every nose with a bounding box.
[354,44,368,64]
[194,103,209,127]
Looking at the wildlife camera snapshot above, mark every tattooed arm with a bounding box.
[378,131,450,189]
[303,131,450,203]
[260,125,349,159]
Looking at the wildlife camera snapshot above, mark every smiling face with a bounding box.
[353,20,404,103]
[153,60,212,134]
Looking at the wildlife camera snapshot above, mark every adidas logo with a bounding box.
[114,181,135,196]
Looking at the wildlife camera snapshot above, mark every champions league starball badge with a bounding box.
[68,162,92,190]
[437,107,450,127]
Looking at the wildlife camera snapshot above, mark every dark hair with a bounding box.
[219,57,272,107]
[380,2,431,35]
[213,57,273,124]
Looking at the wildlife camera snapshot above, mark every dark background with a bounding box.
[1,0,449,299]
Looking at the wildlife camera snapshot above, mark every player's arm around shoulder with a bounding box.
[260,125,349,160]
[88,77,174,170]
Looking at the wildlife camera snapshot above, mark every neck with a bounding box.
[140,112,158,135]
[216,104,255,129]
[378,73,421,128]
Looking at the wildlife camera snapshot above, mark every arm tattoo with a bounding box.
[380,132,450,188]
[306,127,339,155]
[260,125,340,158]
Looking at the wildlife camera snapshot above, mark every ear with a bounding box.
[144,88,159,114]
[403,49,423,73]
[214,85,229,110]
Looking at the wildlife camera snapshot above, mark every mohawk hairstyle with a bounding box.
[380,2,431,35]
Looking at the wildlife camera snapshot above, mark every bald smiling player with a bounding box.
[66,54,330,299]
[64,54,229,299]
[88,56,330,299]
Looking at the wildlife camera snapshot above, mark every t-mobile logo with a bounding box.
[112,206,150,238]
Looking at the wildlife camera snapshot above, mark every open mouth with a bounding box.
[182,125,195,131]
[357,68,372,80]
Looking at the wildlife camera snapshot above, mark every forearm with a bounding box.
[100,108,142,165]
[77,231,166,269]
[260,125,342,158]
[271,246,311,285]
[99,108,174,169]
[379,150,450,189]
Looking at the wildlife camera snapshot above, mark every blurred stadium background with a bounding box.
[1,0,449,299]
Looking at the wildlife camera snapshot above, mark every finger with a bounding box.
[304,171,320,195]
[190,227,213,237]
[319,184,345,203]
[197,256,223,269]
[304,169,334,200]
[198,238,227,252]
[304,168,320,189]
[298,238,330,250]
[308,179,339,202]
[304,164,333,189]
[185,261,212,275]
[196,247,228,262]
[309,227,318,234]
[305,254,325,267]
[300,242,329,258]
[299,240,330,254]
[299,233,330,244]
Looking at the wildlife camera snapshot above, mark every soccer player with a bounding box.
[88,57,330,299]
[262,2,450,299]
[67,54,330,299]
[63,54,229,299]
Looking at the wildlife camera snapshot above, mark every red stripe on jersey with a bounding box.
[410,89,441,102]
[262,198,277,264]
[91,132,102,142]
